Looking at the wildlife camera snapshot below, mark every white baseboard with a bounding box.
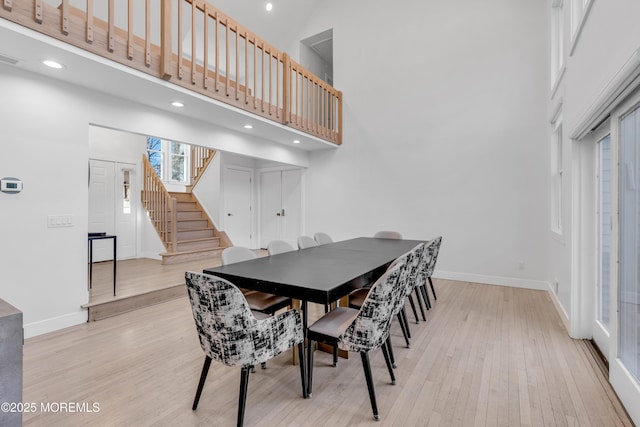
[545,283,571,333]
[139,251,162,260]
[434,270,549,291]
[24,310,87,339]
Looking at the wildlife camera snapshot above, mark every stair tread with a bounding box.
[160,246,228,257]
[169,236,220,244]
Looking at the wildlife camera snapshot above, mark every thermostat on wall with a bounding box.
[1,177,23,194]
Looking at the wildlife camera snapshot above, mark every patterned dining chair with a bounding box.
[306,263,404,421]
[423,236,443,301]
[313,232,333,245]
[297,235,319,249]
[185,272,307,427]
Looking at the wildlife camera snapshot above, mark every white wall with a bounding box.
[283,0,550,289]
[0,63,309,337]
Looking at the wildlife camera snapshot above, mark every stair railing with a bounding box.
[189,146,216,191]
[141,155,178,252]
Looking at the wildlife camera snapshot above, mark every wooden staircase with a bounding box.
[160,192,228,264]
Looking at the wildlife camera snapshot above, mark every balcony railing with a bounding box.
[0,0,342,145]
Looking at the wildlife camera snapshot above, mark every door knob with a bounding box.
[227,213,233,216]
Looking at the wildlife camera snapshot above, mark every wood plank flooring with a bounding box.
[23,280,633,426]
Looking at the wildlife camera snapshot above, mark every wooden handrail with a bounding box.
[141,155,177,252]
[189,146,216,190]
[0,0,342,145]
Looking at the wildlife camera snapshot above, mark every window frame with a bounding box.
[146,137,191,185]
[569,0,594,55]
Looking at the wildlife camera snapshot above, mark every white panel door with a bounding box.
[115,163,137,259]
[282,169,302,244]
[89,160,115,262]
[260,170,283,248]
[223,167,253,248]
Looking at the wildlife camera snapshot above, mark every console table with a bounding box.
[88,233,117,295]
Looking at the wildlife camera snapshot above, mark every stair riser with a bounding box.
[177,202,198,210]
[170,192,195,202]
[176,229,215,240]
[177,211,203,220]
[177,240,220,251]
[177,220,209,230]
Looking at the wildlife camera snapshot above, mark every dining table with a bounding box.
[203,237,425,361]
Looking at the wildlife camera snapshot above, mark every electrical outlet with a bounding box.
[47,215,74,228]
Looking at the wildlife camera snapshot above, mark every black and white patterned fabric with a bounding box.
[185,271,304,368]
[339,263,404,353]
[391,244,424,314]
[424,236,442,277]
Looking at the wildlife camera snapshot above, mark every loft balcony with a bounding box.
[0,0,342,146]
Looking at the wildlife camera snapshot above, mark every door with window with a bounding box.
[89,160,137,261]
[259,169,302,248]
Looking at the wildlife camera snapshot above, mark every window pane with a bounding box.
[146,137,163,179]
[598,135,611,329]
[171,155,185,181]
[620,106,640,383]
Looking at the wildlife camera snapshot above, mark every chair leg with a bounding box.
[297,342,308,398]
[401,307,412,339]
[421,285,432,311]
[381,342,396,385]
[386,336,397,369]
[429,276,437,300]
[407,294,420,324]
[414,288,427,321]
[192,356,212,410]
[397,312,410,348]
[332,344,338,367]
[307,338,315,397]
[360,352,380,421]
[237,366,251,427]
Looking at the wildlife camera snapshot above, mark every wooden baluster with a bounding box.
[203,4,209,90]
[283,54,290,124]
[177,0,183,79]
[170,198,178,252]
[244,33,249,105]
[86,0,94,43]
[145,0,151,66]
[35,0,42,24]
[127,0,133,59]
[253,38,257,109]
[213,11,218,92]
[261,44,265,112]
[191,0,196,84]
[160,0,172,80]
[225,18,229,97]
[108,0,114,52]
[235,25,239,100]
[61,0,69,35]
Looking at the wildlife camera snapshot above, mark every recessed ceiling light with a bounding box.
[42,60,63,69]
[266,3,273,11]
[244,124,253,129]
[293,139,301,144]
[171,101,184,107]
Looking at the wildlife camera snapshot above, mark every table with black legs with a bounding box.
[203,237,424,359]
[88,234,117,296]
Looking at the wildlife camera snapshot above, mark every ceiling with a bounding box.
[0,19,338,153]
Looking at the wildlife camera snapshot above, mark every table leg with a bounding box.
[113,236,117,296]
[291,299,301,365]
[88,240,93,289]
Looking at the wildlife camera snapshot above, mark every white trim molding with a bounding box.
[571,47,640,140]
[434,271,549,291]
[24,310,88,338]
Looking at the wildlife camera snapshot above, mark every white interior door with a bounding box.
[89,160,115,262]
[223,167,253,248]
[282,169,302,244]
[260,170,283,248]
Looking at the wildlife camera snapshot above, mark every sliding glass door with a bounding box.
[611,103,640,421]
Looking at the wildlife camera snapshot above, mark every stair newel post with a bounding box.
[170,197,178,252]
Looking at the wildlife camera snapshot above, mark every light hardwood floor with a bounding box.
[24,280,633,426]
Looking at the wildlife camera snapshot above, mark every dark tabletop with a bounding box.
[203,237,424,305]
